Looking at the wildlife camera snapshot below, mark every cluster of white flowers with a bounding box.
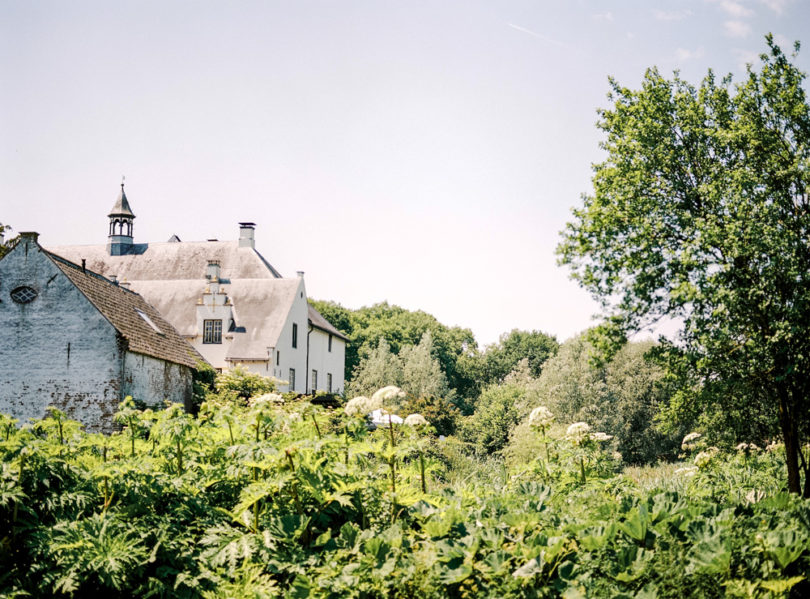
[528,406,555,430]
[744,489,766,504]
[371,386,406,404]
[344,395,382,417]
[249,392,284,407]
[694,447,719,469]
[566,422,591,445]
[735,442,760,452]
[590,432,614,443]
[766,440,783,452]
[681,432,702,450]
[674,466,698,477]
[404,413,429,427]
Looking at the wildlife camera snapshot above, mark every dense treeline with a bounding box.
[312,300,681,466]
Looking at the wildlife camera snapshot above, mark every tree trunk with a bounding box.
[778,388,802,494]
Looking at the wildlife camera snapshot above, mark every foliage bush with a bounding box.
[530,335,682,464]
[0,401,808,598]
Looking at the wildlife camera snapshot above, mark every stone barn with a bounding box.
[0,232,203,432]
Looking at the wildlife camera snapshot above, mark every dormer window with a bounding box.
[135,309,164,335]
[10,286,37,304]
[204,319,222,344]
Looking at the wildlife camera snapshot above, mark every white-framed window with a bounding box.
[289,368,296,391]
[203,319,222,344]
[292,323,298,348]
[311,369,318,391]
[327,373,332,393]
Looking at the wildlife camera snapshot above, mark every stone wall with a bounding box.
[123,351,192,411]
[0,237,123,432]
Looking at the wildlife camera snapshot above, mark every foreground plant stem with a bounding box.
[419,449,426,493]
[311,414,322,440]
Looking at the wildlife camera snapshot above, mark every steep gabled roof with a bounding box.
[46,252,202,369]
[122,278,301,360]
[308,304,349,340]
[48,240,283,281]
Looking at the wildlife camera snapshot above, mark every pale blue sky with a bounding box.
[2,0,808,346]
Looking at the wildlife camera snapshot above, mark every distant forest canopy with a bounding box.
[309,299,558,401]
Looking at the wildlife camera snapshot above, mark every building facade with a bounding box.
[49,184,347,394]
[0,233,200,432]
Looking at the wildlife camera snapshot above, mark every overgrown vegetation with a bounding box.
[0,397,807,598]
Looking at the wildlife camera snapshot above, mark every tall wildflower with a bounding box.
[528,406,555,472]
[566,422,591,446]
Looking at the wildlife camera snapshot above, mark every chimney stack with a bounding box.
[238,222,256,249]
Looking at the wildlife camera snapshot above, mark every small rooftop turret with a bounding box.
[108,180,136,256]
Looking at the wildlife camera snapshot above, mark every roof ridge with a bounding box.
[46,251,138,293]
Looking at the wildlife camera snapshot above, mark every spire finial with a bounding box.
[121,175,125,190]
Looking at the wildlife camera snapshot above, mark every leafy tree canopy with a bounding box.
[557,37,810,494]
[530,335,681,465]
[310,300,477,394]
[0,223,16,259]
[481,329,559,385]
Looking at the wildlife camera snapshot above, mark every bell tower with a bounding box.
[107,181,136,256]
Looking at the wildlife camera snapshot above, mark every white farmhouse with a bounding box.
[49,184,347,394]
[0,232,201,431]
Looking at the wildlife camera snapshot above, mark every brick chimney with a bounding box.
[238,222,256,249]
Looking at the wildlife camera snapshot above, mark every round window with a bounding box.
[10,286,38,304]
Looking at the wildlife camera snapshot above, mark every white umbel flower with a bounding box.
[681,432,702,450]
[566,422,591,445]
[694,447,719,469]
[371,386,406,405]
[590,432,613,442]
[344,396,372,416]
[249,392,284,406]
[528,406,554,429]
[404,413,429,427]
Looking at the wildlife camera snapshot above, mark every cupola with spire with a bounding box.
[107,181,136,255]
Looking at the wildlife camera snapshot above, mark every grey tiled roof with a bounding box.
[126,278,301,360]
[308,304,349,340]
[48,240,283,280]
[46,252,202,369]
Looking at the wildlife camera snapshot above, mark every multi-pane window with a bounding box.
[328,334,333,352]
[327,373,333,393]
[289,368,296,391]
[292,323,298,348]
[203,319,222,344]
[10,286,37,304]
[311,369,318,391]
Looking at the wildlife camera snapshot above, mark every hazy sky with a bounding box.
[2,0,808,347]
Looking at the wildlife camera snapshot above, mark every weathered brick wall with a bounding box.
[123,351,192,411]
[0,238,123,432]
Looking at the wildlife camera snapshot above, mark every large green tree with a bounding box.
[558,38,810,494]
[481,329,558,384]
